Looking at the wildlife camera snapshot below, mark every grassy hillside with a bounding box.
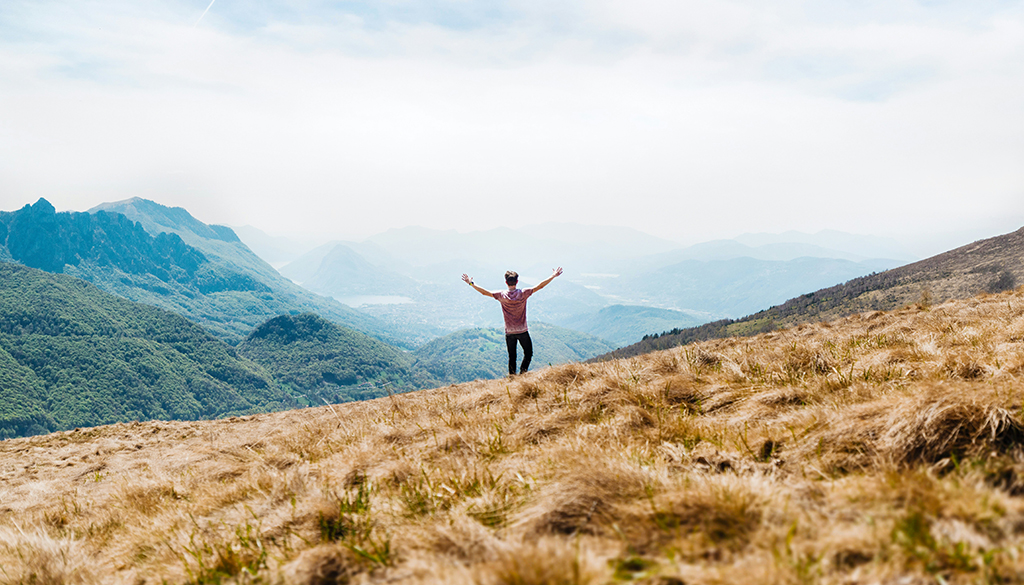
[237,313,432,404]
[3,289,1024,583]
[603,225,1024,360]
[412,322,615,383]
[0,262,285,439]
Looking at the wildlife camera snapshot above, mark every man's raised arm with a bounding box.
[531,267,563,292]
[462,273,494,297]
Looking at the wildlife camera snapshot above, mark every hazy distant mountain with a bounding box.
[364,224,677,275]
[294,243,418,297]
[599,232,913,278]
[411,322,614,384]
[0,262,284,439]
[603,256,901,318]
[86,198,417,345]
[601,225,1024,360]
[663,240,869,262]
[279,241,335,284]
[280,239,411,282]
[271,223,906,337]
[231,225,322,269]
[733,230,918,262]
[555,305,705,347]
[516,223,680,258]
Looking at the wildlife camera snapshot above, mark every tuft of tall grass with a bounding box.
[474,537,607,585]
[0,526,99,585]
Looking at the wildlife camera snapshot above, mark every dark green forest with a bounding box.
[237,313,433,406]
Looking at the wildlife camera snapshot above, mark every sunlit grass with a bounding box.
[2,289,1024,583]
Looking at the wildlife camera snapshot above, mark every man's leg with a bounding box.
[506,334,518,376]
[519,331,533,374]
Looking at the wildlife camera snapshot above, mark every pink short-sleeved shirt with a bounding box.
[492,288,534,334]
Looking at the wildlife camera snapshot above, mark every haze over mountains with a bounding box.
[0,194,926,355]
[256,221,911,342]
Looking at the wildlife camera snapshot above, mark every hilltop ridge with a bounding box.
[602,225,1024,360]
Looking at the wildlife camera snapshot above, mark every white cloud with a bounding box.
[0,0,1021,244]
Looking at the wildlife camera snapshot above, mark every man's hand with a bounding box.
[533,266,563,292]
[463,273,493,297]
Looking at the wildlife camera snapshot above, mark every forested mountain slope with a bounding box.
[89,197,420,345]
[0,262,285,438]
[237,313,433,405]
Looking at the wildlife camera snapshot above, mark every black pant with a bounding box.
[506,331,533,375]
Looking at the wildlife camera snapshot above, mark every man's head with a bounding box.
[504,270,519,287]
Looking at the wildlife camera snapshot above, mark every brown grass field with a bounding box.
[4,289,1024,584]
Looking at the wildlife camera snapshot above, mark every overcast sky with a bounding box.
[1,1,1022,247]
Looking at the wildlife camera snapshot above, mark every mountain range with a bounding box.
[0,198,622,437]
[88,198,424,345]
[5,194,1013,441]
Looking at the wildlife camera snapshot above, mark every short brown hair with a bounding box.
[504,271,518,285]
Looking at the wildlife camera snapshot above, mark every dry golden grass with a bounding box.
[5,289,1024,584]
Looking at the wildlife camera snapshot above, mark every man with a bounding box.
[461,267,563,376]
